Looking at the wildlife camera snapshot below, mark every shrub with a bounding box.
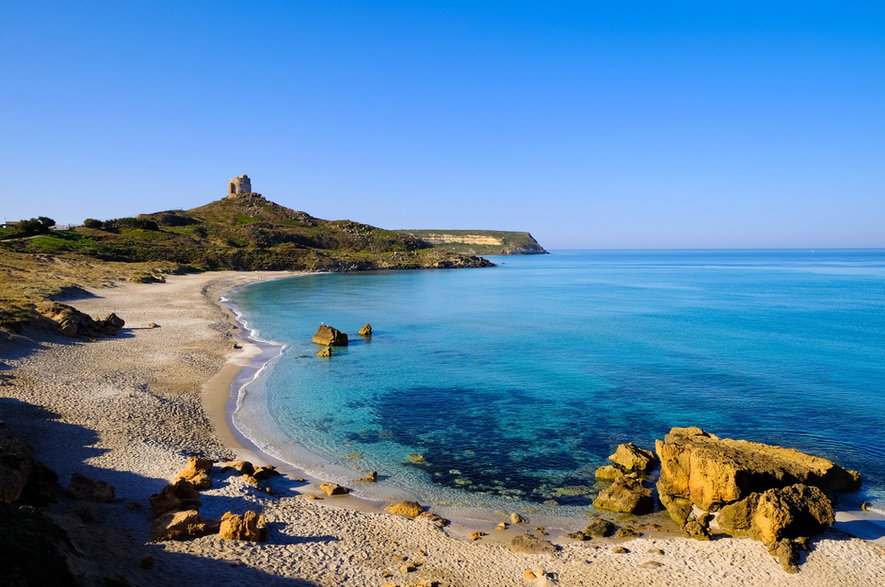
[83,218,104,229]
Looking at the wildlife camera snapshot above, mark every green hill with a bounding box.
[1,194,493,272]
[395,229,547,255]
[0,193,494,330]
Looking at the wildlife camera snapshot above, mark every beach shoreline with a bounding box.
[2,271,884,586]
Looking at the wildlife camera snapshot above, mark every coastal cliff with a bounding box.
[395,229,548,255]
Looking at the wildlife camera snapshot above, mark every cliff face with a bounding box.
[394,230,548,255]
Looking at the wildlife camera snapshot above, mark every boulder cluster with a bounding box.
[587,427,861,573]
[35,301,124,338]
[148,457,278,542]
[0,421,119,584]
[312,323,373,357]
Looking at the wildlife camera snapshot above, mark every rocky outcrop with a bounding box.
[218,510,268,542]
[359,323,372,337]
[219,460,255,476]
[66,473,115,503]
[385,501,424,518]
[319,482,350,496]
[656,427,859,512]
[415,511,449,527]
[510,533,558,554]
[174,456,213,490]
[151,509,219,541]
[35,302,125,338]
[594,465,623,482]
[356,471,378,482]
[0,421,58,506]
[148,479,202,515]
[655,427,858,572]
[567,517,615,540]
[717,484,834,546]
[592,475,653,514]
[312,325,348,346]
[609,443,658,473]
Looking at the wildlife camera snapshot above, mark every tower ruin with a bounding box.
[228,174,252,198]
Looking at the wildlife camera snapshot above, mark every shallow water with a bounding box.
[228,250,885,516]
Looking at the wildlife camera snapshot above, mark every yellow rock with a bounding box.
[218,510,267,542]
[523,570,536,579]
[385,501,423,518]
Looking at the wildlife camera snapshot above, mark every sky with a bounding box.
[2,1,883,249]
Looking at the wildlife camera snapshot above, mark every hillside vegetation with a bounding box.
[395,229,547,255]
[0,193,493,331]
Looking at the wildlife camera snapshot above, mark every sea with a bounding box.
[226,249,885,521]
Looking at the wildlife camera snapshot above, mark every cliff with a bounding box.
[394,230,547,255]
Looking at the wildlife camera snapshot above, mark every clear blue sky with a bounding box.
[2,1,883,248]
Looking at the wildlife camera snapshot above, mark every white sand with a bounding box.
[2,271,884,586]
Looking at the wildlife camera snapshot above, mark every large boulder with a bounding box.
[384,501,424,518]
[0,422,58,506]
[218,510,268,542]
[751,484,834,545]
[66,473,115,503]
[35,302,125,338]
[510,533,558,554]
[319,482,350,496]
[148,479,202,515]
[175,457,213,490]
[609,443,658,473]
[656,427,859,512]
[592,475,653,514]
[312,325,348,346]
[151,510,219,541]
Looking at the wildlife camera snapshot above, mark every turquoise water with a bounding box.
[228,250,885,515]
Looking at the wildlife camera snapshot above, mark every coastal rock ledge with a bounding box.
[656,426,861,515]
[656,426,861,572]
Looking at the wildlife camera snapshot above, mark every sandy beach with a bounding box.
[2,271,884,586]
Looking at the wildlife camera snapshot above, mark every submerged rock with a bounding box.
[312,324,348,346]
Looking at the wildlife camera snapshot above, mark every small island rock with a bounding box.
[312,325,348,346]
[359,323,373,337]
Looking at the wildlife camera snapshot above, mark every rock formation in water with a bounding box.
[312,324,348,346]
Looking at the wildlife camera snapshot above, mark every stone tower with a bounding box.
[228,174,252,198]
